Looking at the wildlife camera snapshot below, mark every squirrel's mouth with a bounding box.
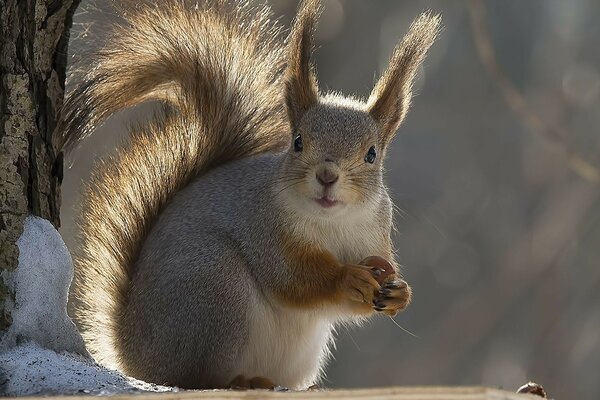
[314,196,340,208]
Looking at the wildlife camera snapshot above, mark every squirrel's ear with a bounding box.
[368,13,440,143]
[285,0,321,131]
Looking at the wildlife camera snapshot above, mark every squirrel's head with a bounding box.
[277,0,440,220]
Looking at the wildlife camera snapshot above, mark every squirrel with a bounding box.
[59,0,440,390]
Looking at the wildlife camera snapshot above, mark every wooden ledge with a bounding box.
[13,387,541,400]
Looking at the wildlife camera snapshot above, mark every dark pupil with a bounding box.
[365,146,376,163]
[294,135,303,152]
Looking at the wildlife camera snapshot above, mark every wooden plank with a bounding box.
[9,387,540,400]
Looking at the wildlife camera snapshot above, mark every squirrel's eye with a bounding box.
[364,146,377,164]
[294,135,303,152]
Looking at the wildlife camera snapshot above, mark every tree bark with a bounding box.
[0,0,79,331]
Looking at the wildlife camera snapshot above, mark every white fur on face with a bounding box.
[275,175,386,264]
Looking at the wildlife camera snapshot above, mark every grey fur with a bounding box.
[64,0,440,390]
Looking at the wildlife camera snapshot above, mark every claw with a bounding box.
[384,280,407,290]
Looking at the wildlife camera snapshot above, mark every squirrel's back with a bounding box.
[61,0,289,368]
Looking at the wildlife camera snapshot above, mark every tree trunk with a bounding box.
[0,0,79,331]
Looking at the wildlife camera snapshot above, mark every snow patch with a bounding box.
[0,216,177,396]
[0,342,172,396]
[0,216,86,354]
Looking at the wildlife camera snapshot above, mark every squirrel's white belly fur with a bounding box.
[242,299,334,388]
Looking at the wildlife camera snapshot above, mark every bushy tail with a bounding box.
[61,0,289,368]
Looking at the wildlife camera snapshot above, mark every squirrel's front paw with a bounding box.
[373,278,412,316]
[341,264,381,306]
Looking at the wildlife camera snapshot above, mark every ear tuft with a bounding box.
[368,12,441,142]
[285,0,321,131]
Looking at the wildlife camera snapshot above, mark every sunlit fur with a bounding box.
[61,0,440,389]
[61,0,288,370]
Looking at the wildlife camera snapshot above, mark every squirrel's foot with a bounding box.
[373,278,412,316]
[341,264,381,307]
[229,375,277,390]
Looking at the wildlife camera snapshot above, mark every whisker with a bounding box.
[292,156,312,167]
[275,181,303,196]
[277,177,304,183]
[388,316,418,338]
[274,175,305,183]
[347,161,365,172]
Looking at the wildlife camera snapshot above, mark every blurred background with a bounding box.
[62,1,600,399]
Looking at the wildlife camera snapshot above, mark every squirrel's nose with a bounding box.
[316,168,339,187]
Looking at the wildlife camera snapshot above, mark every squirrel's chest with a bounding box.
[313,221,388,264]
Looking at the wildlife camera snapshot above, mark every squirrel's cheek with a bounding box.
[342,185,366,203]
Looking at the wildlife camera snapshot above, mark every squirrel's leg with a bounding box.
[277,238,411,316]
[121,235,258,389]
[276,242,384,314]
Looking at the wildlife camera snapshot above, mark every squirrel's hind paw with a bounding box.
[229,375,277,390]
